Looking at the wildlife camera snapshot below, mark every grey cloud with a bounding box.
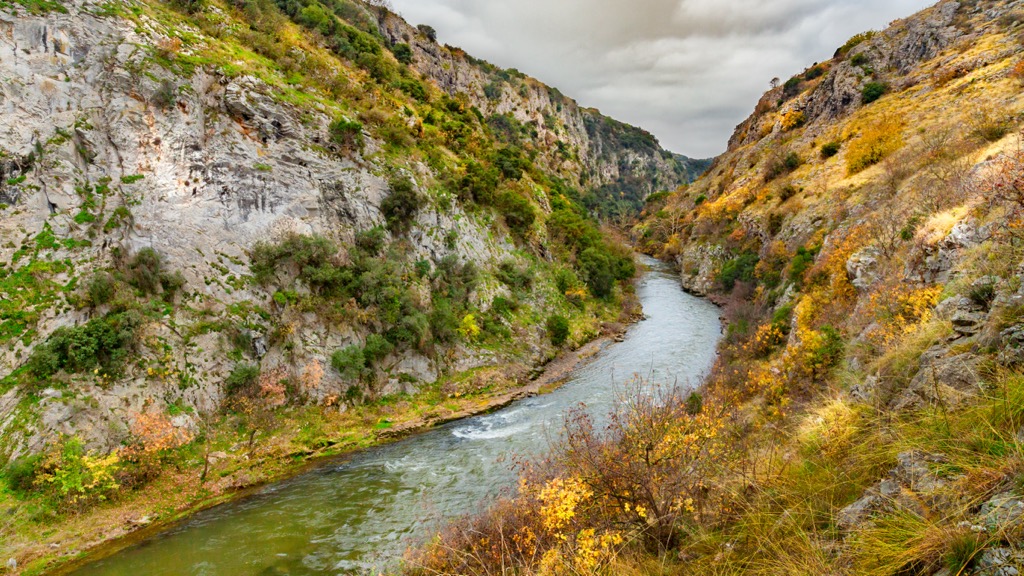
[390,0,935,157]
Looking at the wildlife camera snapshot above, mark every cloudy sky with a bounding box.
[388,0,935,158]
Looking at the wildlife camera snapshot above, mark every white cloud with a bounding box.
[389,0,935,157]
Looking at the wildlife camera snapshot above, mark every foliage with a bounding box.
[328,117,363,151]
[34,437,120,511]
[546,315,570,346]
[391,42,413,64]
[381,176,421,234]
[821,140,842,158]
[225,363,261,396]
[718,252,759,291]
[124,248,184,299]
[416,24,436,42]
[862,82,889,105]
[332,345,367,381]
[28,311,142,381]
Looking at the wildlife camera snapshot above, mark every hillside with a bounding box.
[410,1,1024,574]
[0,0,705,570]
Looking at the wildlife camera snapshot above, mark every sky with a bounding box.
[387,0,936,158]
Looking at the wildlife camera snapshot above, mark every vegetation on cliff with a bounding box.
[407,1,1024,574]
[0,0,689,570]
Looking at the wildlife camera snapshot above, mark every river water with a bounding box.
[68,257,722,576]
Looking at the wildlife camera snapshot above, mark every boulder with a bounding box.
[890,348,982,411]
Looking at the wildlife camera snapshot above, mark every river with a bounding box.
[67,257,722,576]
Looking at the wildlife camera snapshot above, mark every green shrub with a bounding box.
[782,76,803,99]
[381,177,421,234]
[694,194,707,205]
[225,363,260,395]
[820,141,842,158]
[363,333,394,363]
[579,247,616,299]
[460,161,500,205]
[546,315,570,346]
[329,117,363,150]
[718,253,760,291]
[497,191,536,239]
[331,345,366,381]
[861,82,888,104]
[86,272,115,307]
[391,42,413,64]
[28,311,142,380]
[494,146,527,180]
[850,52,870,67]
[354,227,387,256]
[417,24,437,42]
[790,246,818,286]
[429,298,460,343]
[3,453,43,493]
[496,260,534,290]
[804,66,825,80]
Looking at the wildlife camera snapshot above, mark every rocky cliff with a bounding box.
[625,0,1024,572]
[0,0,698,473]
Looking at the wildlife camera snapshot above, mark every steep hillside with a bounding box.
[0,0,702,569]
[410,1,1024,574]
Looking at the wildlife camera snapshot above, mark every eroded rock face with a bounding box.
[889,347,982,411]
[0,2,541,460]
[676,244,727,296]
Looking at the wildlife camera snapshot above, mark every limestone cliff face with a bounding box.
[0,0,692,462]
[378,13,710,216]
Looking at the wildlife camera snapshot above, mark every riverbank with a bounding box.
[6,317,632,576]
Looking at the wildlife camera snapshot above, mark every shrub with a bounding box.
[546,315,570,346]
[28,311,142,380]
[225,363,260,396]
[86,272,115,307]
[496,260,534,290]
[494,146,527,180]
[354,227,387,256]
[381,177,421,234]
[126,248,164,294]
[790,246,818,286]
[34,437,120,511]
[417,24,437,42]
[718,252,759,291]
[850,52,870,67]
[694,194,707,205]
[766,151,802,181]
[329,117,363,150]
[3,453,43,493]
[579,248,616,299]
[331,345,366,381]
[821,140,842,158]
[861,81,888,104]
[391,42,413,64]
[804,65,825,80]
[497,191,536,239]
[363,333,393,363]
[429,298,460,343]
[782,76,803,99]
[460,161,500,204]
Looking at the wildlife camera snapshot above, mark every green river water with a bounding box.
[67,257,722,575]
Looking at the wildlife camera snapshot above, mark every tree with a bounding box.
[417,24,437,42]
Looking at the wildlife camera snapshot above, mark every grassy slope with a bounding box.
[407,1,1024,574]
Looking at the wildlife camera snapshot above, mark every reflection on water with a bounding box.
[70,257,722,576]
